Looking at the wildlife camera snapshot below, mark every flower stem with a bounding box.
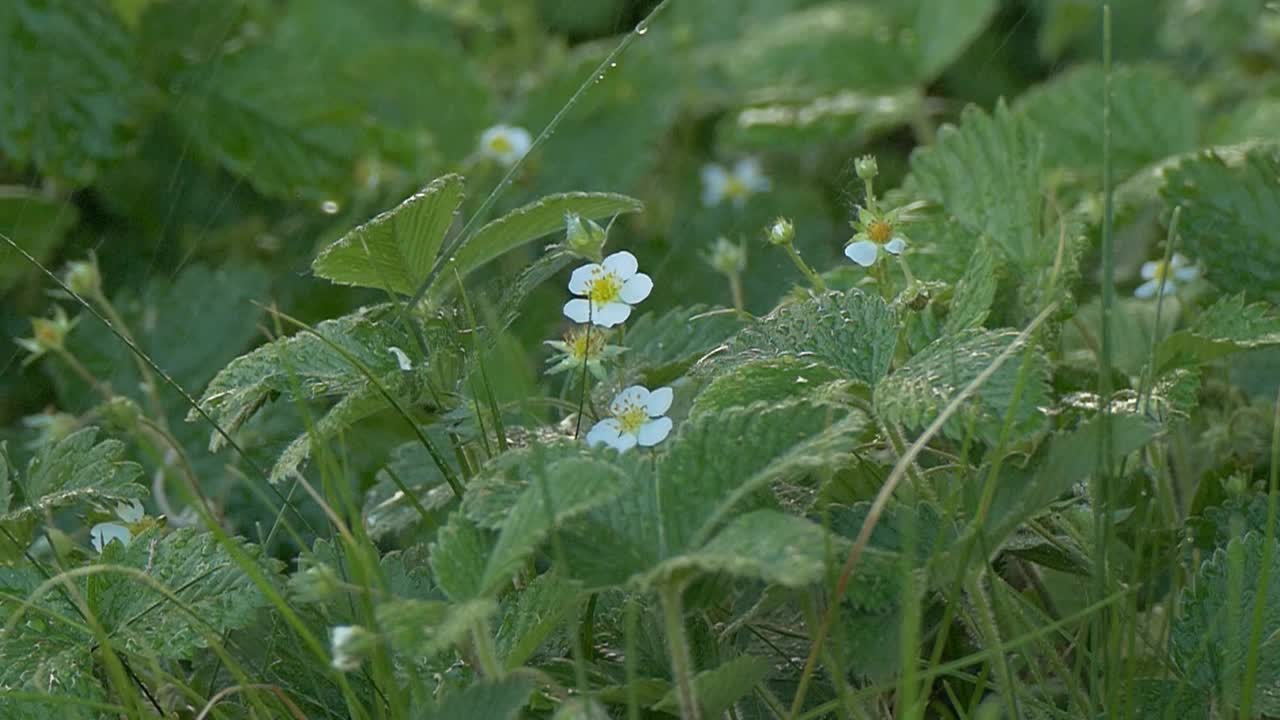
[659,580,701,720]
[782,245,826,293]
[727,272,745,313]
[471,618,503,679]
[574,319,594,440]
[91,289,167,426]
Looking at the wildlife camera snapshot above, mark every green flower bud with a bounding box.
[855,154,879,181]
[707,236,746,276]
[292,563,343,604]
[63,257,101,297]
[99,396,143,433]
[564,213,607,261]
[766,217,795,246]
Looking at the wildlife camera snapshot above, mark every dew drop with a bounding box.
[609,62,618,68]
[321,200,340,214]
[635,22,649,35]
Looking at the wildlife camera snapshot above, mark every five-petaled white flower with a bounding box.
[478,124,532,167]
[1135,253,1199,299]
[587,385,674,453]
[563,251,653,328]
[845,207,907,267]
[701,158,772,208]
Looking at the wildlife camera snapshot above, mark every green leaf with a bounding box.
[728,289,898,386]
[429,511,493,603]
[943,237,999,334]
[364,439,459,542]
[1157,293,1280,371]
[0,443,9,515]
[1127,678,1210,720]
[624,305,744,385]
[496,572,580,669]
[429,192,644,302]
[657,511,840,588]
[313,175,465,295]
[1172,532,1280,714]
[376,597,496,663]
[0,0,140,184]
[905,103,1047,273]
[874,0,1001,81]
[0,428,143,530]
[1161,147,1280,299]
[874,329,1052,446]
[653,654,772,719]
[426,673,536,720]
[689,357,844,419]
[0,187,79,293]
[93,528,281,659]
[1016,64,1199,181]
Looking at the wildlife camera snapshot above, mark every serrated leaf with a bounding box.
[727,289,898,386]
[656,511,840,588]
[874,329,1052,446]
[496,572,580,669]
[376,597,496,662]
[625,305,744,381]
[0,187,79,293]
[906,103,1047,273]
[689,357,843,419]
[944,237,1000,334]
[1157,293,1280,371]
[0,0,141,184]
[0,428,143,531]
[429,512,493,603]
[426,673,536,720]
[313,175,465,295]
[1162,147,1280,299]
[1016,64,1199,181]
[1172,532,1280,713]
[93,528,282,659]
[365,439,460,542]
[429,192,644,302]
[653,654,772,718]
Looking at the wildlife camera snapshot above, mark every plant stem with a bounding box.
[728,272,745,313]
[782,245,826,293]
[659,581,701,720]
[471,619,503,679]
[92,289,168,427]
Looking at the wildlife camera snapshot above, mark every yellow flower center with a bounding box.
[587,271,623,305]
[1152,261,1171,282]
[722,174,749,200]
[34,323,62,349]
[867,219,893,244]
[615,401,648,434]
[488,134,513,155]
[565,327,607,362]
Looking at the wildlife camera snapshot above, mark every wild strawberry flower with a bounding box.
[845,206,908,267]
[701,158,772,208]
[587,385,674,452]
[545,326,624,380]
[563,251,653,328]
[330,625,372,672]
[1135,253,1199,299]
[479,124,532,167]
[15,306,77,367]
[89,500,145,553]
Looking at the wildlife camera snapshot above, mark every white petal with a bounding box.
[507,127,532,157]
[701,165,727,206]
[636,417,673,447]
[602,251,639,279]
[1134,279,1160,299]
[612,386,650,413]
[115,499,144,523]
[568,264,603,294]
[587,418,623,448]
[619,273,653,304]
[388,346,413,371]
[564,298,592,323]
[1174,265,1200,281]
[735,157,762,182]
[645,386,673,416]
[1140,261,1159,280]
[884,236,906,255]
[592,302,631,328]
[610,432,638,453]
[90,522,132,553]
[1170,253,1189,268]
[844,240,879,267]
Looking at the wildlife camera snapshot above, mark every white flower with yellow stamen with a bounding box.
[1135,253,1198,299]
[701,158,771,208]
[563,251,653,328]
[587,385,674,452]
[545,326,625,380]
[845,206,907,267]
[478,124,532,167]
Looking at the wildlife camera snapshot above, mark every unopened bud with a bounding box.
[766,217,795,246]
[292,563,343,604]
[63,258,101,297]
[564,213,607,261]
[707,237,746,276]
[855,155,879,181]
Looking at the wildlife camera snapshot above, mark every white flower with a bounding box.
[1135,253,1199,299]
[587,385,674,453]
[563,251,653,328]
[115,499,145,523]
[844,207,906,267]
[388,346,413,371]
[701,158,772,208]
[330,625,370,672]
[90,523,132,553]
[545,326,624,380]
[478,124,532,167]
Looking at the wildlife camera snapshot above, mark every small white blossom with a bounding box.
[1135,253,1199,299]
[478,124,532,167]
[330,625,370,672]
[701,158,771,208]
[845,207,906,267]
[388,346,413,371]
[545,326,624,380]
[563,251,653,328]
[90,523,132,553]
[587,385,674,453]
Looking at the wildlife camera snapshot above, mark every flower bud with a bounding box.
[292,563,343,604]
[766,217,795,246]
[707,237,746,276]
[99,396,143,433]
[855,155,879,181]
[63,257,101,297]
[330,625,374,672]
[564,213,606,261]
